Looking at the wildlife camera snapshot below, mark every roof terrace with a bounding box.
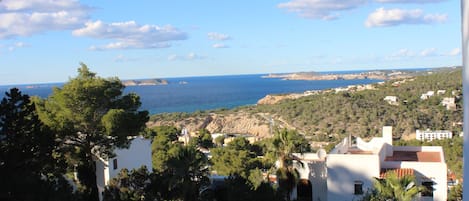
[385,151,441,162]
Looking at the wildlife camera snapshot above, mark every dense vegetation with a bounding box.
[0,88,74,201]
[0,65,149,201]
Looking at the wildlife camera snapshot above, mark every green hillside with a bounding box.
[252,67,462,140]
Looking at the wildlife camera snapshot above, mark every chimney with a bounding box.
[382,126,393,157]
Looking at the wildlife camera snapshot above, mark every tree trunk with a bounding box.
[77,147,100,201]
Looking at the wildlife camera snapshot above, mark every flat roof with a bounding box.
[385,151,441,162]
[347,148,374,154]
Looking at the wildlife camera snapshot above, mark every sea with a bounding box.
[0,73,383,115]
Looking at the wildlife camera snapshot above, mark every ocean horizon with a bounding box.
[0,75,383,115]
[1,68,433,115]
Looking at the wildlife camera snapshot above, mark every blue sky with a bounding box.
[0,0,462,85]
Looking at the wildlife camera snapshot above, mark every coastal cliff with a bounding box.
[147,111,298,138]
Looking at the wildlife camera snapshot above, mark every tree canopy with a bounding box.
[35,64,149,201]
[0,88,73,201]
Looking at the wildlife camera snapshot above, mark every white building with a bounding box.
[292,152,328,201]
[421,91,435,100]
[441,97,456,110]
[436,90,446,95]
[292,127,447,201]
[95,137,153,201]
[416,129,453,141]
[383,96,399,105]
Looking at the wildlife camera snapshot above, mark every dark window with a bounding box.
[354,181,363,195]
[421,181,434,197]
[113,159,118,170]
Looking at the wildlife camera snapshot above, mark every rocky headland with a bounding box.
[122,79,168,86]
[262,70,416,81]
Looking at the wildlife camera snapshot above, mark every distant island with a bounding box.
[261,69,427,81]
[122,79,168,86]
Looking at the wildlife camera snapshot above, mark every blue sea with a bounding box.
[0,74,381,114]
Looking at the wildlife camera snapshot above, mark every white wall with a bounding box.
[294,155,328,201]
[327,154,380,201]
[382,146,447,201]
[108,137,153,180]
[95,137,153,201]
[95,158,107,201]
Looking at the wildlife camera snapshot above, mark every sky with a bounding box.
[0,0,462,85]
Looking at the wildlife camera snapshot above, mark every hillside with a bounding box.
[148,67,462,142]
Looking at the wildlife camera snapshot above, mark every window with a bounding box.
[421,181,434,197]
[113,159,118,170]
[354,181,363,195]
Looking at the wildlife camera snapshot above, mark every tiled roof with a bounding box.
[380,168,414,179]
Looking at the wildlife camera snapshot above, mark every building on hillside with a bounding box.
[441,97,456,110]
[178,128,191,145]
[334,87,348,93]
[292,126,447,201]
[223,133,260,144]
[421,91,435,100]
[437,90,446,95]
[95,137,152,201]
[383,96,399,105]
[416,129,453,141]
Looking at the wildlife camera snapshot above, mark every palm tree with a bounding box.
[271,129,305,201]
[363,171,424,201]
[166,145,210,201]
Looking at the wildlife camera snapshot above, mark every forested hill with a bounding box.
[149,67,462,141]
[254,67,462,140]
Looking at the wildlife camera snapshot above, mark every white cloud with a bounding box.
[113,54,138,62]
[444,48,461,56]
[277,0,366,20]
[73,20,187,50]
[375,0,446,3]
[167,54,179,61]
[0,0,90,39]
[212,43,229,48]
[365,8,447,27]
[208,32,231,41]
[8,42,28,51]
[420,48,437,57]
[186,52,202,60]
[388,49,415,59]
[394,49,415,57]
[168,53,205,61]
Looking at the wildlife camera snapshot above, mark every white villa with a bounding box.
[416,129,453,141]
[383,96,398,105]
[420,91,435,100]
[441,97,456,110]
[293,126,447,201]
[95,137,153,201]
